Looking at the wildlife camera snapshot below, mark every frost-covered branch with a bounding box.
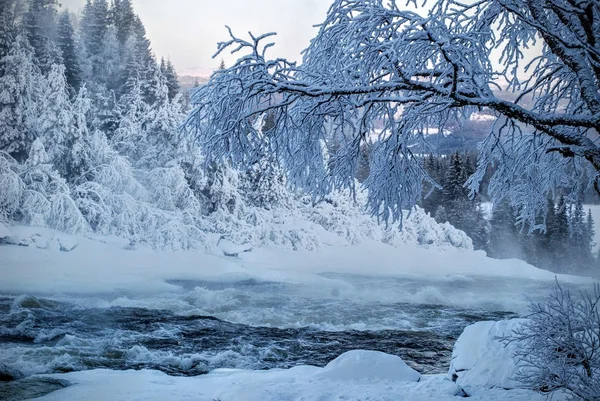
[501,280,600,401]
[187,0,600,226]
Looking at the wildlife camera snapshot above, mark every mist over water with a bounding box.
[3,273,591,384]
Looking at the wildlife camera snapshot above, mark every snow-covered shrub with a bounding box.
[140,165,201,215]
[20,139,87,234]
[502,281,600,401]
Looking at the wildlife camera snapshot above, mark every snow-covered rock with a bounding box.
[56,234,78,252]
[1,227,78,252]
[448,319,527,394]
[315,350,420,382]
[218,238,252,257]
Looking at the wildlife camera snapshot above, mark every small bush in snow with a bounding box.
[503,281,600,401]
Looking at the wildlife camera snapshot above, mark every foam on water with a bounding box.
[0,273,594,382]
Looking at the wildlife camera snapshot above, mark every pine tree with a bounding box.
[56,11,81,93]
[68,86,95,182]
[421,154,442,215]
[113,76,146,160]
[34,63,74,177]
[81,0,109,58]
[140,82,184,168]
[112,0,136,45]
[0,0,17,64]
[0,35,40,161]
[98,25,120,92]
[160,58,180,101]
[24,0,61,73]
[487,199,519,259]
[131,15,159,104]
[550,195,571,273]
[80,0,110,83]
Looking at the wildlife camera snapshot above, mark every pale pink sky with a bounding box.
[60,0,332,76]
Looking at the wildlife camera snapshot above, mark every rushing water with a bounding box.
[1,272,592,400]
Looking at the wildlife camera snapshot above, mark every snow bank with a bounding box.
[315,350,420,382]
[0,225,593,297]
[29,351,549,401]
[449,319,527,394]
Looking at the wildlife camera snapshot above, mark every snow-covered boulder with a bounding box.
[56,234,78,252]
[315,350,421,382]
[218,238,252,257]
[0,226,78,252]
[448,319,527,394]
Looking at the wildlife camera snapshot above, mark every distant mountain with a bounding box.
[179,75,209,92]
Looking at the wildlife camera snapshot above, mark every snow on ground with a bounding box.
[0,225,592,299]
[30,349,553,401]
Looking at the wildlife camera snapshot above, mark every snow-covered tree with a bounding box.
[188,0,600,227]
[112,0,136,46]
[503,281,600,401]
[0,0,18,62]
[0,34,40,161]
[35,64,74,173]
[21,138,87,233]
[160,58,180,101]
[24,0,61,73]
[112,76,146,160]
[56,10,81,93]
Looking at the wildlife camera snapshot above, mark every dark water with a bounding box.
[0,293,516,382]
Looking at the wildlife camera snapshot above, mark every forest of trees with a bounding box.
[1,0,598,277]
[420,152,597,276]
[1,0,465,253]
[0,0,296,250]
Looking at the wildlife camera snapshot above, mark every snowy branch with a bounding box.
[187,0,600,225]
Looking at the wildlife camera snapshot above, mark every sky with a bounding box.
[60,0,332,76]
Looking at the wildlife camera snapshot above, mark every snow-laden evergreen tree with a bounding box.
[56,11,81,94]
[98,25,121,93]
[0,34,40,161]
[112,0,135,45]
[24,0,61,73]
[0,0,18,63]
[566,200,595,273]
[34,64,74,176]
[160,58,180,101]
[67,85,95,182]
[130,16,159,104]
[112,75,146,160]
[80,0,109,60]
[140,83,184,167]
[189,0,600,228]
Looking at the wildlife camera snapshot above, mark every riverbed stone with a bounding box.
[0,365,24,382]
